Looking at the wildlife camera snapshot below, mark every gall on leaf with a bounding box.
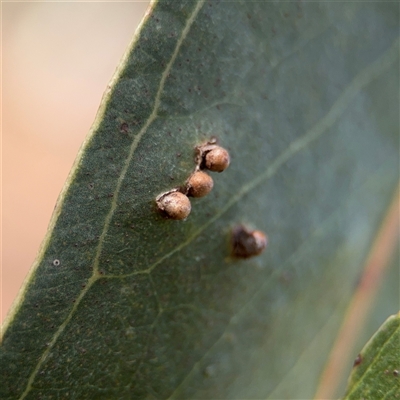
[186,171,214,198]
[231,225,268,258]
[156,191,191,220]
[196,140,230,173]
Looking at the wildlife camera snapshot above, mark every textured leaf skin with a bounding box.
[343,313,400,400]
[1,1,399,399]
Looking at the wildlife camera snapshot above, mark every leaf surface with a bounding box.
[343,313,400,400]
[1,1,399,399]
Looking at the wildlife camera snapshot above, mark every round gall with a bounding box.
[204,146,230,172]
[157,192,191,220]
[187,171,214,198]
[231,225,268,258]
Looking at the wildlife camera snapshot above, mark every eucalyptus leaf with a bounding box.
[333,250,400,399]
[343,313,400,400]
[1,1,399,399]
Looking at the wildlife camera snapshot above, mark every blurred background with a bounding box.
[2,2,150,323]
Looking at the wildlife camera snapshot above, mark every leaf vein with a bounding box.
[165,37,400,399]
[104,35,399,283]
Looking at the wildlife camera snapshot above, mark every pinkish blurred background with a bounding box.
[2,2,150,323]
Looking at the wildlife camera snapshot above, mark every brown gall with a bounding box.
[231,225,268,258]
[204,146,230,172]
[186,171,214,198]
[156,191,191,220]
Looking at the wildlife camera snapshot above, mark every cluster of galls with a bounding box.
[156,139,230,220]
[156,140,268,259]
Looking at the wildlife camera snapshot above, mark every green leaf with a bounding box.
[343,313,400,400]
[331,250,400,399]
[1,1,399,399]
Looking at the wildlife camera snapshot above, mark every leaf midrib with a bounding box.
[18,1,206,398]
